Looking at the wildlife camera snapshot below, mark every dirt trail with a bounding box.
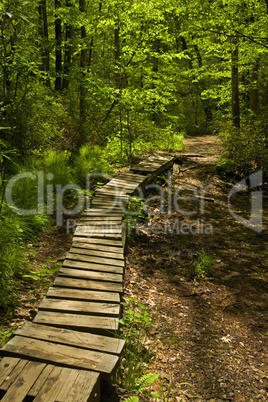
[124,135,268,401]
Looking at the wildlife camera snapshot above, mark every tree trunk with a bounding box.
[55,0,62,90]
[249,59,259,113]
[62,0,72,90]
[114,18,120,89]
[231,39,240,128]
[78,0,88,145]
[38,0,50,87]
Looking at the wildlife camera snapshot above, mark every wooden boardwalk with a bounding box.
[0,154,175,401]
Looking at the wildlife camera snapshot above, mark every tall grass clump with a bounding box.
[74,144,114,185]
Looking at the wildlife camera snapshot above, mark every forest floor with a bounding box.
[123,135,268,401]
[1,135,268,401]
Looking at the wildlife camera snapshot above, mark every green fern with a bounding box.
[123,396,139,402]
[135,373,159,393]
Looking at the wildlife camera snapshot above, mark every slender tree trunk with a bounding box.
[152,38,160,123]
[55,0,62,90]
[38,0,50,87]
[78,0,88,145]
[62,0,72,90]
[114,18,120,89]
[249,59,259,113]
[231,39,240,128]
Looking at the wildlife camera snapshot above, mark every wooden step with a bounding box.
[54,277,123,293]
[1,335,119,374]
[14,322,125,355]
[71,241,124,255]
[0,357,101,402]
[33,311,119,333]
[59,267,123,283]
[67,249,124,265]
[72,236,123,247]
[69,246,124,260]
[63,260,124,275]
[38,298,120,316]
[47,287,121,304]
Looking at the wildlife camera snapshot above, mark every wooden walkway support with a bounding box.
[0,153,175,401]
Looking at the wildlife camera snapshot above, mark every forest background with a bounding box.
[0,0,268,308]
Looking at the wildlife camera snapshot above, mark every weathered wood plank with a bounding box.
[72,236,123,247]
[28,363,55,397]
[0,360,46,402]
[76,225,123,235]
[74,228,122,239]
[82,210,125,216]
[15,322,125,355]
[59,268,123,284]
[131,156,175,175]
[67,250,124,266]
[64,370,100,402]
[63,260,123,275]
[33,366,74,402]
[54,277,123,292]
[47,287,121,303]
[0,358,28,391]
[0,357,21,387]
[1,336,119,374]
[79,219,123,225]
[71,242,124,256]
[66,252,125,271]
[33,311,119,333]
[39,298,120,316]
[115,173,146,182]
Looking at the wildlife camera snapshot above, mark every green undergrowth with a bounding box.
[218,119,268,178]
[117,297,192,401]
[0,130,181,311]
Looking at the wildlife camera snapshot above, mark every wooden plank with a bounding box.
[0,358,28,391]
[28,364,55,397]
[15,322,125,355]
[1,336,119,374]
[68,248,124,264]
[38,298,120,316]
[64,370,100,402]
[95,189,129,197]
[64,251,124,267]
[0,360,46,402]
[0,357,21,387]
[72,236,123,247]
[64,253,124,277]
[47,287,121,303]
[82,210,125,216]
[74,228,122,239]
[115,173,146,182]
[59,268,123,283]
[33,311,119,333]
[77,225,123,235]
[79,219,123,225]
[33,366,74,402]
[71,241,124,255]
[75,225,122,234]
[54,277,123,292]
[63,259,123,275]
[131,156,174,174]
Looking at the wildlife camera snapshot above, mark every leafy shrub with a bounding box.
[194,251,212,279]
[219,119,268,177]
